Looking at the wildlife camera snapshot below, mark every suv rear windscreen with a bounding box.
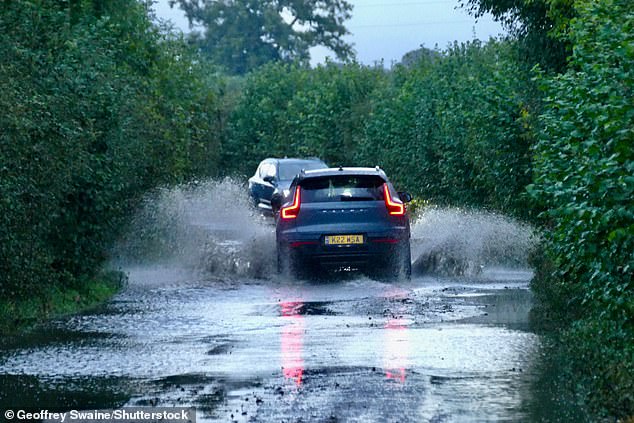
[279,162,326,180]
[300,175,385,203]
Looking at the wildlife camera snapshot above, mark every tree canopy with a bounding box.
[170,0,354,74]
[463,0,575,70]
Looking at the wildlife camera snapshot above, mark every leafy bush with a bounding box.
[226,62,387,174]
[0,0,226,300]
[530,0,633,415]
[358,40,537,216]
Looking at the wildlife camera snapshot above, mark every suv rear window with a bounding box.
[279,162,326,180]
[300,175,385,203]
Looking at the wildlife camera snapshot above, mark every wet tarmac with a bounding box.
[0,267,584,422]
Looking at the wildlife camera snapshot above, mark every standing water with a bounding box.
[0,179,586,422]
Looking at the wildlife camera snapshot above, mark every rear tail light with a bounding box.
[383,184,405,216]
[281,186,301,219]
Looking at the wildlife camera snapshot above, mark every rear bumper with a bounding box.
[277,231,409,268]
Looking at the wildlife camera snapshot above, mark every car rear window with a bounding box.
[300,175,385,203]
[279,162,326,180]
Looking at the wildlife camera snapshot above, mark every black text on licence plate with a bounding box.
[324,234,364,245]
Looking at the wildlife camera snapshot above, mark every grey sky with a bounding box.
[151,0,505,66]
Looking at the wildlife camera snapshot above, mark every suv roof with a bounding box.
[299,167,388,181]
[263,157,325,164]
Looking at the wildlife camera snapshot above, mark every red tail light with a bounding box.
[383,184,405,216]
[281,186,301,219]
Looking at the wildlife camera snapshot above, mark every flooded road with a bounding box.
[1,267,564,422]
[0,181,582,421]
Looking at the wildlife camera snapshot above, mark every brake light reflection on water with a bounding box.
[280,301,305,386]
[383,319,411,383]
[383,289,412,384]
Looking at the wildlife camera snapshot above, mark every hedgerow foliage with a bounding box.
[530,0,633,415]
[0,0,225,299]
[226,62,387,175]
[226,40,536,217]
[358,40,537,216]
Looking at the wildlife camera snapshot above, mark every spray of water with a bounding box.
[113,178,275,279]
[113,178,538,281]
[410,207,538,277]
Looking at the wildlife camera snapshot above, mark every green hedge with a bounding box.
[225,62,387,175]
[357,40,537,216]
[226,41,537,218]
[0,0,226,299]
[530,0,633,416]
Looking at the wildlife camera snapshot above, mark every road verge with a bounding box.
[0,270,125,336]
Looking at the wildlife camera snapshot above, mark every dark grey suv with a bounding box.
[276,167,412,279]
[248,158,327,214]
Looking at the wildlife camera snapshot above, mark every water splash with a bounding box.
[411,207,538,277]
[112,178,275,279]
[113,180,537,281]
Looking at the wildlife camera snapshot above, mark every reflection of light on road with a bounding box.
[384,319,410,383]
[383,288,412,383]
[280,301,305,386]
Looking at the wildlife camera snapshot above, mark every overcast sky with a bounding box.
[151,0,506,66]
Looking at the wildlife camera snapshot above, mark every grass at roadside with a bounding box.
[0,270,126,336]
